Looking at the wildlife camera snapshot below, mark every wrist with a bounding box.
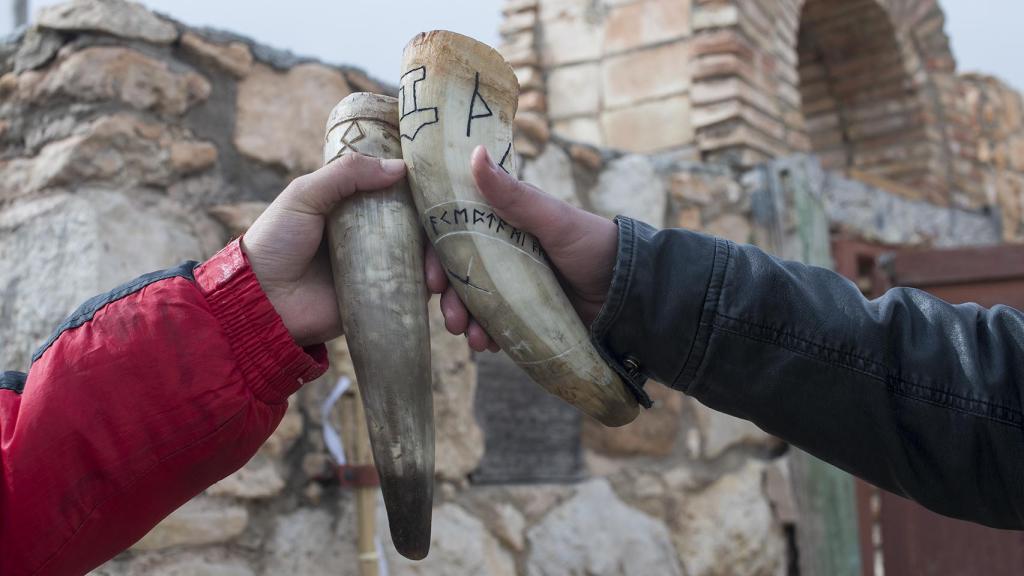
[196,239,328,402]
[574,215,619,326]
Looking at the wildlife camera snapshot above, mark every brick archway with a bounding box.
[681,0,955,199]
[797,0,930,185]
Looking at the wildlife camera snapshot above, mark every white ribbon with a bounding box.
[321,376,352,466]
[320,376,390,576]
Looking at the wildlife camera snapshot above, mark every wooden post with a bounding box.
[752,158,862,576]
[341,383,380,576]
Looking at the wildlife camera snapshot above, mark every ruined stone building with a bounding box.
[504,0,1024,240]
[0,0,1021,575]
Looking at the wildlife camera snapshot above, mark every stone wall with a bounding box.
[0,1,1006,576]
[508,0,1024,240]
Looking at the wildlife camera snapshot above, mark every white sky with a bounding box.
[2,1,1022,91]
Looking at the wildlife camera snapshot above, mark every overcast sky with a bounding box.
[4,1,1023,91]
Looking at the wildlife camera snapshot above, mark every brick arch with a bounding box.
[794,0,943,191]
[683,0,954,195]
[796,0,925,176]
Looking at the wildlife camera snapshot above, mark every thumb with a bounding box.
[282,153,407,215]
[471,145,579,250]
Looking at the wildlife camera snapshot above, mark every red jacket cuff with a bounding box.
[194,238,328,404]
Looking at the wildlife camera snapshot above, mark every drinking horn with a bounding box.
[399,31,639,427]
[324,93,434,560]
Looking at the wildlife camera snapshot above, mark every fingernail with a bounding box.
[381,158,406,175]
[475,146,498,172]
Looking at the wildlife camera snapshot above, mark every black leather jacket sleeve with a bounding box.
[592,217,1024,529]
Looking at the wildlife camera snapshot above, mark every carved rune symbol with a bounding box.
[399,66,439,141]
[447,256,492,294]
[338,121,366,153]
[466,72,494,137]
[497,142,513,174]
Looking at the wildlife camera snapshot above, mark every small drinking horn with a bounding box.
[399,31,639,427]
[323,93,434,559]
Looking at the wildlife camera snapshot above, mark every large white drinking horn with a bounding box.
[324,93,433,560]
[399,31,639,426]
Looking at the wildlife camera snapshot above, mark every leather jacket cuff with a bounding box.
[591,216,731,395]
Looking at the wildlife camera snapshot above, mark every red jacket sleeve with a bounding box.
[0,238,328,576]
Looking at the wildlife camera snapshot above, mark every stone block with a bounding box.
[690,28,755,61]
[583,381,683,456]
[539,10,601,67]
[235,63,350,174]
[526,479,684,576]
[13,27,63,72]
[513,133,540,158]
[1009,136,1024,173]
[169,140,218,174]
[693,99,786,142]
[521,143,580,206]
[206,453,285,499]
[263,507,359,576]
[384,504,516,576]
[692,399,779,458]
[514,110,550,145]
[1,114,211,201]
[676,206,702,229]
[704,213,752,243]
[670,462,786,576]
[207,202,270,237]
[503,0,539,15]
[692,3,740,30]
[697,120,787,160]
[589,154,667,227]
[538,0,587,20]
[546,62,600,119]
[181,31,254,78]
[480,502,526,552]
[602,41,690,109]
[28,47,210,116]
[499,29,534,55]
[601,95,694,153]
[764,457,799,524]
[552,116,603,147]
[668,171,715,205]
[132,497,248,551]
[518,90,547,113]
[568,142,603,170]
[500,10,538,35]
[604,0,691,55]
[514,66,543,91]
[38,0,178,44]
[94,550,257,576]
[0,190,223,372]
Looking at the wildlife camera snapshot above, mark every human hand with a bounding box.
[241,154,407,347]
[425,145,619,352]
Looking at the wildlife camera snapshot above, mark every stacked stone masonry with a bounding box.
[0,0,1012,575]
[532,0,1024,239]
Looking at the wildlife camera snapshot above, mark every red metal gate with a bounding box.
[832,236,1024,576]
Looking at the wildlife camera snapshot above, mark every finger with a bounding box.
[440,285,469,335]
[424,243,448,294]
[471,145,579,249]
[281,153,406,215]
[466,319,491,352]
[487,341,501,353]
